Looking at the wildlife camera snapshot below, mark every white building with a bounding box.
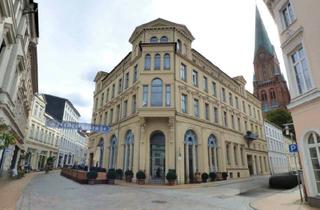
[264,121,289,174]
[0,0,39,176]
[24,94,59,170]
[43,94,87,167]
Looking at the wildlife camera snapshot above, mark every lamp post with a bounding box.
[284,124,303,202]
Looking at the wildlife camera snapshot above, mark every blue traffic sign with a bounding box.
[289,144,298,153]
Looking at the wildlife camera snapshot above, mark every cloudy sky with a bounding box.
[37,0,285,123]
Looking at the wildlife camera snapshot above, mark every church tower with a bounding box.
[253,7,290,113]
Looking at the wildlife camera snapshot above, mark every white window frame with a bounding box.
[280,1,295,30]
[290,46,313,95]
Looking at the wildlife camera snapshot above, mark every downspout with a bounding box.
[116,61,125,169]
[173,28,178,179]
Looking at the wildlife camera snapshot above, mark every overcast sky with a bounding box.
[37,0,285,123]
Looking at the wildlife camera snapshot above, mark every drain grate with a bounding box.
[152,200,167,204]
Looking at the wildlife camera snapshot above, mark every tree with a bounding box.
[266,108,295,136]
[0,119,17,150]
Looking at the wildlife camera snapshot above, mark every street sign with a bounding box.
[289,144,298,153]
[45,118,110,134]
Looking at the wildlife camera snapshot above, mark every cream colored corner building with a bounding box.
[264,0,320,205]
[89,19,269,184]
[25,94,59,170]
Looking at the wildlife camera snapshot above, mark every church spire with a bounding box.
[254,6,274,57]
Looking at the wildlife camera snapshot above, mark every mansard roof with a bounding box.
[129,18,195,43]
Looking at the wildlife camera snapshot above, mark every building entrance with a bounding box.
[247,155,254,176]
[150,132,165,180]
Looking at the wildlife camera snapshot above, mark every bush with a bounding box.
[116,169,123,179]
[136,170,146,180]
[87,171,98,180]
[125,170,133,177]
[269,175,298,189]
[107,169,117,180]
[209,172,217,181]
[201,172,209,182]
[90,167,106,172]
[17,169,25,178]
[222,172,228,180]
[166,169,177,181]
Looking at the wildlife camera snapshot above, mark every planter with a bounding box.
[194,173,201,183]
[106,179,115,184]
[137,179,145,185]
[97,172,107,181]
[167,180,176,186]
[125,176,133,182]
[88,179,96,185]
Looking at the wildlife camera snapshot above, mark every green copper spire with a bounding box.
[254,7,274,57]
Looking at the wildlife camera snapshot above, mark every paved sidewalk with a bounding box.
[17,172,274,210]
[0,172,40,210]
[250,188,318,210]
[115,175,270,190]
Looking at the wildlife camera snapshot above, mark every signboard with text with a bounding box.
[45,118,110,134]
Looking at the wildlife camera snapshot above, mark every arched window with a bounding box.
[177,39,181,52]
[97,138,104,167]
[163,53,170,70]
[154,54,161,70]
[270,89,276,99]
[123,130,134,171]
[144,54,151,70]
[261,90,268,102]
[261,90,269,112]
[150,36,158,43]
[151,78,163,106]
[160,36,168,43]
[184,130,198,183]
[109,135,117,169]
[208,135,218,172]
[307,132,320,193]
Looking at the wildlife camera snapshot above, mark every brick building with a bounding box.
[253,7,290,113]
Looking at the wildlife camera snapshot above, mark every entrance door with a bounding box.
[247,155,254,176]
[188,145,194,182]
[150,132,165,179]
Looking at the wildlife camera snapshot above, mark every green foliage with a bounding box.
[47,156,55,163]
[125,170,133,177]
[209,172,217,181]
[107,169,117,180]
[166,169,177,181]
[17,169,25,178]
[136,170,146,179]
[87,171,98,180]
[222,172,228,179]
[0,120,17,150]
[201,172,209,181]
[266,109,293,130]
[116,169,123,177]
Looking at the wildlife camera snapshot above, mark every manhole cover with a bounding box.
[152,200,167,204]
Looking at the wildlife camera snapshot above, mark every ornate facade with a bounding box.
[25,94,59,171]
[0,0,39,176]
[253,7,290,113]
[89,18,269,184]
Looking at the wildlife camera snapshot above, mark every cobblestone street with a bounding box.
[17,171,278,210]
